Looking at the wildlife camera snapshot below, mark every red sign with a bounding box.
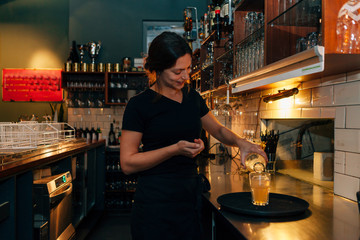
[2,69,63,102]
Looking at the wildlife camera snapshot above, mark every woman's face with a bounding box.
[158,53,192,91]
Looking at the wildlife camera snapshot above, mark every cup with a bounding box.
[249,171,271,206]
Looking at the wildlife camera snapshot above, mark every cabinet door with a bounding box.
[266,0,322,64]
[0,177,15,240]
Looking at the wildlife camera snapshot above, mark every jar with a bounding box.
[123,57,131,72]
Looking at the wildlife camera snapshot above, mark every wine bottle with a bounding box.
[91,123,97,142]
[85,126,91,143]
[96,124,102,141]
[67,40,80,63]
[108,123,116,146]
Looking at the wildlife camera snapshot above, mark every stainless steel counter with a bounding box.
[201,162,360,240]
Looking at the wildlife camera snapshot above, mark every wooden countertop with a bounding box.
[201,161,360,240]
[0,139,105,179]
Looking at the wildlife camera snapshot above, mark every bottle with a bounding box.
[204,13,209,39]
[209,5,215,35]
[67,40,80,63]
[81,123,87,139]
[91,123,97,142]
[213,6,222,41]
[85,126,91,143]
[77,123,83,138]
[244,153,267,172]
[198,16,205,40]
[184,8,193,41]
[108,123,116,146]
[96,124,102,141]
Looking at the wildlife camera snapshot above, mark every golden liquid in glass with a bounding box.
[250,177,270,206]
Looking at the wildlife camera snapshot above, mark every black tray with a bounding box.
[217,192,309,217]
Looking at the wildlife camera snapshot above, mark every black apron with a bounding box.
[130,171,203,240]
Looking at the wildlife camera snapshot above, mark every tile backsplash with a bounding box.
[68,106,125,144]
[230,69,360,201]
[67,70,360,201]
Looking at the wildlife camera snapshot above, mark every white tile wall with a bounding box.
[334,151,345,174]
[347,69,360,82]
[230,74,360,201]
[301,107,321,118]
[334,81,360,105]
[335,107,346,128]
[321,73,346,86]
[334,173,360,201]
[294,88,311,108]
[346,106,360,128]
[335,129,360,153]
[320,107,336,118]
[312,86,333,106]
[345,152,360,178]
[302,78,321,89]
[68,106,125,143]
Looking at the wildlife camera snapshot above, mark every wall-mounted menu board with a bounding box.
[2,69,63,102]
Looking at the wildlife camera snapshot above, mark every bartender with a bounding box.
[120,31,267,239]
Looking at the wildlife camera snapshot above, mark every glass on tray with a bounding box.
[249,162,271,206]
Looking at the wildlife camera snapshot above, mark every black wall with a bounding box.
[0,0,207,122]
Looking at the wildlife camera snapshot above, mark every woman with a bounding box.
[120,31,266,240]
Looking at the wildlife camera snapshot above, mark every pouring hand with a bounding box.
[239,140,268,167]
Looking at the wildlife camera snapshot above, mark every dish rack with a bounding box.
[0,121,75,150]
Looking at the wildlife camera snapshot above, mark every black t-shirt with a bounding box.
[122,87,209,175]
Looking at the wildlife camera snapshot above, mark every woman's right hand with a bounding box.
[176,139,204,158]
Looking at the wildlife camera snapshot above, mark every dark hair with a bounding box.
[144,31,192,73]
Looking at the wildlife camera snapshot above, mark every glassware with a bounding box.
[296,37,307,53]
[336,0,360,53]
[249,169,271,206]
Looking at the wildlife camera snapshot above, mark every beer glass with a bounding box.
[249,169,271,206]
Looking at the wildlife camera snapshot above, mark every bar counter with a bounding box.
[201,162,360,240]
[0,139,105,179]
[0,139,106,239]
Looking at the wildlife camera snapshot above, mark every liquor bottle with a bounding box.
[198,16,205,41]
[67,40,80,63]
[91,123,97,142]
[209,5,215,35]
[108,123,116,146]
[204,13,209,38]
[81,123,87,139]
[96,124,102,141]
[73,122,78,138]
[85,126,91,143]
[184,8,193,41]
[77,123,83,138]
[213,5,222,41]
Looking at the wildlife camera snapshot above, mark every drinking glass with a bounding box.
[249,170,271,206]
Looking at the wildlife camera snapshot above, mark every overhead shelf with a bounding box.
[230,46,325,93]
